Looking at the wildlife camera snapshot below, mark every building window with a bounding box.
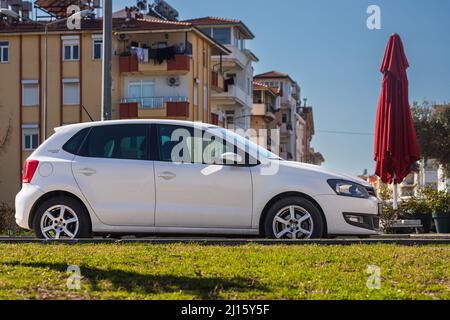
[93,38,102,60]
[199,28,212,37]
[212,28,231,45]
[63,79,80,105]
[200,28,231,45]
[204,85,208,112]
[194,82,198,107]
[0,41,8,63]
[63,40,80,61]
[225,110,235,128]
[22,126,39,151]
[127,80,157,108]
[203,48,207,67]
[22,80,39,106]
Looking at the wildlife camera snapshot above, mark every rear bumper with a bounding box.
[15,184,44,230]
[313,195,381,235]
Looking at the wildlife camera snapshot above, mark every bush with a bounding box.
[425,189,450,213]
[0,202,21,235]
[400,192,432,217]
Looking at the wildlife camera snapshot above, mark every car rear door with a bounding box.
[72,124,155,226]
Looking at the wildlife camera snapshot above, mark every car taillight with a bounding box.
[22,160,39,184]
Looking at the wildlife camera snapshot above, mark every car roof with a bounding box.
[55,119,219,133]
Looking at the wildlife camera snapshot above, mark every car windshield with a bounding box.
[212,127,282,160]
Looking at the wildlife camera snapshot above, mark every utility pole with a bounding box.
[101,0,113,121]
[44,25,49,138]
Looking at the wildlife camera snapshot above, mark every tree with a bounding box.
[411,101,450,174]
[0,117,12,156]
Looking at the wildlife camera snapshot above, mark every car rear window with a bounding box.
[62,128,91,155]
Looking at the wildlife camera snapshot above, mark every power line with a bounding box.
[316,130,375,136]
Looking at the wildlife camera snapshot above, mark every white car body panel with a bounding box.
[72,156,155,226]
[154,161,253,228]
[15,120,380,237]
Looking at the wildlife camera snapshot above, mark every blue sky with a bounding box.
[115,0,450,175]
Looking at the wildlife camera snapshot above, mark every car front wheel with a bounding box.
[33,196,91,240]
[264,197,324,239]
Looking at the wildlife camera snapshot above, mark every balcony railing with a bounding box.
[119,54,191,73]
[121,96,188,110]
[221,45,250,68]
[213,84,252,107]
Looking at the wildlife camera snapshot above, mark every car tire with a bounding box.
[264,196,324,239]
[33,196,92,240]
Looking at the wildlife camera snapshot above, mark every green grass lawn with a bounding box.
[0,243,448,300]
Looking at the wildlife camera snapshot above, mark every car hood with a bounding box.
[277,161,372,187]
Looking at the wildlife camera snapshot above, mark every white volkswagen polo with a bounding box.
[15,120,381,240]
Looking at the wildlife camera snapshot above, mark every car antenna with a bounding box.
[81,105,94,122]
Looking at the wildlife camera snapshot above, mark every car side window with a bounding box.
[156,125,251,166]
[63,127,91,155]
[79,125,149,160]
[157,125,193,163]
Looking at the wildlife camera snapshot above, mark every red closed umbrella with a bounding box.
[374,34,420,208]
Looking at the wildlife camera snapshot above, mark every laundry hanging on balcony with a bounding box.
[154,46,176,65]
[129,45,177,65]
[131,47,149,64]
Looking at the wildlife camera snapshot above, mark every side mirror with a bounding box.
[220,152,243,164]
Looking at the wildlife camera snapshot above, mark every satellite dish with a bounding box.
[153,0,179,21]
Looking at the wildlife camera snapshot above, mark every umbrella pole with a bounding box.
[392,175,399,212]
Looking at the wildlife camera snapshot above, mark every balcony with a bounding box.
[218,46,257,69]
[167,55,191,72]
[121,96,189,118]
[119,55,139,73]
[210,113,219,125]
[252,103,276,123]
[211,71,225,92]
[280,123,293,135]
[119,102,138,119]
[252,103,266,116]
[167,101,189,117]
[213,84,252,107]
[119,54,191,74]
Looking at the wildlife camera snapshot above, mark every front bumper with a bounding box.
[313,194,381,235]
[15,184,44,230]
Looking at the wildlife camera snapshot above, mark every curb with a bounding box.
[0,238,449,246]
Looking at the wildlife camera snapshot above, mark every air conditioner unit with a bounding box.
[167,76,180,87]
[116,33,129,41]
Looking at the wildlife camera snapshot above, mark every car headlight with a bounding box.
[327,179,370,199]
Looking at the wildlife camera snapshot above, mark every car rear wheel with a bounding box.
[33,196,91,240]
[264,197,324,239]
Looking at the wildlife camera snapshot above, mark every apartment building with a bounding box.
[250,81,281,151]
[299,106,324,165]
[0,7,228,204]
[185,17,258,131]
[254,71,300,160]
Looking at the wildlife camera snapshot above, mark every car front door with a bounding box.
[72,124,155,226]
[153,124,253,229]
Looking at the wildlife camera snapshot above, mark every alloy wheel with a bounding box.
[272,205,314,239]
[40,205,79,239]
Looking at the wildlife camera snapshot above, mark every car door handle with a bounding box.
[158,172,176,180]
[78,168,97,176]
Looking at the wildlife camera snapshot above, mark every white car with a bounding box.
[15,120,381,240]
